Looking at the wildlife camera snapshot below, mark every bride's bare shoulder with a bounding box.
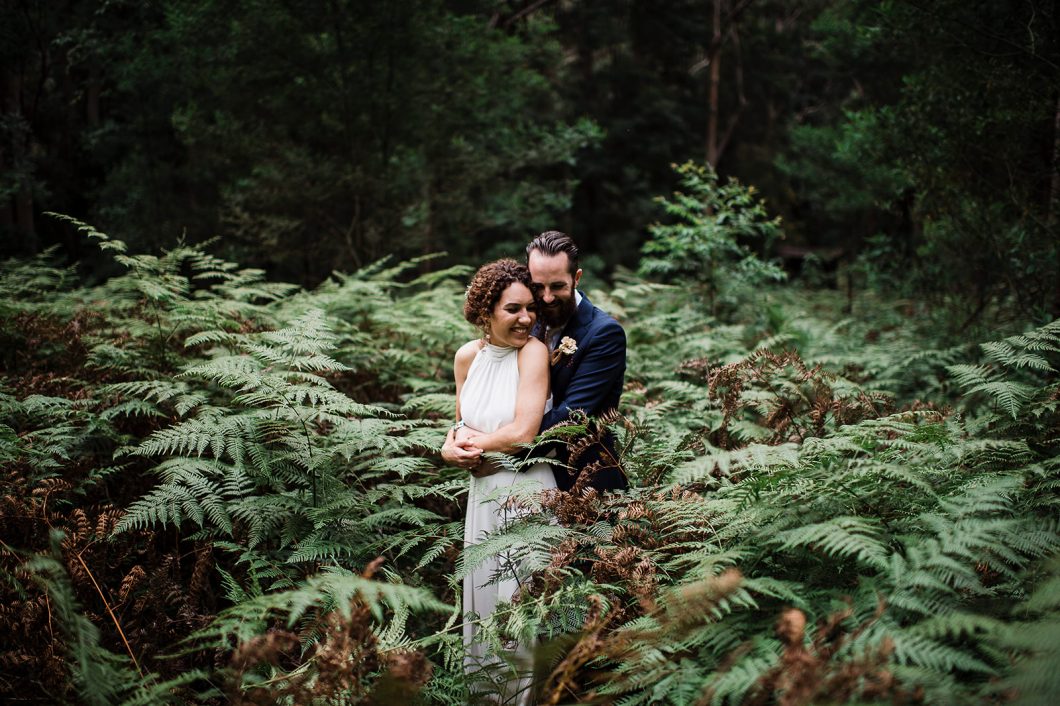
[518,336,548,361]
[454,339,483,366]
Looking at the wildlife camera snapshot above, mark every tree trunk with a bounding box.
[422,175,438,266]
[0,146,10,231]
[0,65,14,232]
[86,64,101,128]
[15,184,35,252]
[578,6,595,98]
[2,66,37,253]
[715,26,746,165]
[0,76,10,232]
[706,0,721,167]
[1050,90,1060,317]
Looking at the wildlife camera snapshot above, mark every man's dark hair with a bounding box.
[526,230,580,277]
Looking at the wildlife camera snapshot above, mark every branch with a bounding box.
[490,0,556,29]
[898,0,1059,72]
[715,25,749,165]
[73,552,143,678]
[688,0,756,76]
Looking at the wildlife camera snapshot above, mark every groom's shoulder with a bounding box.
[580,305,624,357]
[589,303,625,335]
[579,294,621,328]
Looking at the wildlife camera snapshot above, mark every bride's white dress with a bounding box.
[460,342,556,697]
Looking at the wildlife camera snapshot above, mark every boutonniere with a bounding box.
[551,336,578,367]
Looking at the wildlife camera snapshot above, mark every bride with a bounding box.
[440,259,556,701]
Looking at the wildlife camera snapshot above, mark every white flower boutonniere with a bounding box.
[551,336,578,366]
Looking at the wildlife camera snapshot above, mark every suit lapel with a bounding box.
[562,293,594,343]
[550,293,594,397]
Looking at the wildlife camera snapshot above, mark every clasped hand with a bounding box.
[443,437,482,469]
[442,426,496,476]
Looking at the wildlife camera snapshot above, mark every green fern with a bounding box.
[187,567,451,649]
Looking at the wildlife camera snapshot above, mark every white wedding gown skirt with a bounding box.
[460,343,555,700]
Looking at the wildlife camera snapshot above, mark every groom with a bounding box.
[526,231,628,492]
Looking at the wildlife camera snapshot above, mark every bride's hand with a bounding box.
[461,432,506,478]
[449,425,499,476]
[442,435,482,470]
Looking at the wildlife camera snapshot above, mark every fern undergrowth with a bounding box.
[1,220,1057,704]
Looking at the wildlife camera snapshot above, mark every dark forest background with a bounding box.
[4,3,1060,704]
[3,0,1057,326]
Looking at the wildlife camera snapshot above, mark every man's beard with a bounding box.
[538,295,577,328]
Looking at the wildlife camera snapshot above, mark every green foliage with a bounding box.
[23,531,204,705]
[778,0,1059,325]
[989,557,1060,706]
[948,321,1060,425]
[7,0,1056,339]
[3,0,602,283]
[2,220,1058,704]
[0,222,473,701]
[639,161,786,315]
[189,566,452,649]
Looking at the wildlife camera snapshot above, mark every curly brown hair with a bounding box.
[463,259,533,330]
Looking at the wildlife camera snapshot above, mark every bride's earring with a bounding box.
[483,322,492,344]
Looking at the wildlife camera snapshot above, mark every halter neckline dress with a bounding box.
[460,342,555,693]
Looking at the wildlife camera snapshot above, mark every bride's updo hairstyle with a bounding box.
[463,258,534,331]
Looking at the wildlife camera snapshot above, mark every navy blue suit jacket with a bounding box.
[535,293,628,492]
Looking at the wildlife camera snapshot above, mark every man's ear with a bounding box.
[573,268,583,288]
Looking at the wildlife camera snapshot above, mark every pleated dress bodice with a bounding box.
[460,342,521,434]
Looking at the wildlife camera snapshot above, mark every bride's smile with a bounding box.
[488,282,537,348]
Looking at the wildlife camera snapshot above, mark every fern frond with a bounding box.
[701,650,778,706]
[190,567,450,648]
[772,516,890,570]
[458,523,570,580]
[46,212,128,253]
[891,631,996,674]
